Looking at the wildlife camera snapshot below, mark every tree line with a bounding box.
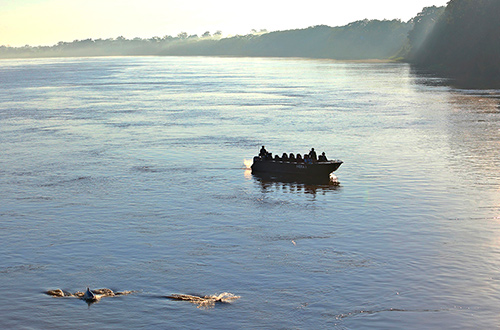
[1,0,497,87]
[402,0,500,87]
[0,21,409,60]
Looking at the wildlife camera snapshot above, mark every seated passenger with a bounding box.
[289,153,296,161]
[304,154,312,164]
[296,154,303,162]
[318,152,328,162]
[274,155,280,161]
[281,153,289,160]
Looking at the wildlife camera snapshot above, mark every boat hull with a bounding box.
[251,157,342,178]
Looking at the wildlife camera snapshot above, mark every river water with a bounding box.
[1,56,500,329]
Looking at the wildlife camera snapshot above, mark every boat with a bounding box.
[251,148,342,179]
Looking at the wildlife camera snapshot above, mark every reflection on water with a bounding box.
[252,172,341,196]
[446,91,500,182]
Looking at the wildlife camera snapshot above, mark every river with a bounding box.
[1,56,500,329]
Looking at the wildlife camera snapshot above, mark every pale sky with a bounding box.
[0,0,449,47]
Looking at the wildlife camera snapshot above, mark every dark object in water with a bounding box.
[46,288,134,305]
[251,149,342,178]
[83,287,97,302]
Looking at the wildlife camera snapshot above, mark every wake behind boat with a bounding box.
[251,146,342,179]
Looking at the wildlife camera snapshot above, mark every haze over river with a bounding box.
[1,56,500,329]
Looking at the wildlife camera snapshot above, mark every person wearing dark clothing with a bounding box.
[259,146,267,157]
[289,153,295,161]
[318,152,327,162]
[309,148,317,161]
[282,153,288,160]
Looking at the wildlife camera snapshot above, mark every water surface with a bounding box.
[1,56,500,329]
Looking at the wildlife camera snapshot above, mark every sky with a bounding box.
[0,0,450,47]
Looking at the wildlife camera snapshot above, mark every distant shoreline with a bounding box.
[0,20,411,62]
[0,54,400,63]
[2,0,498,89]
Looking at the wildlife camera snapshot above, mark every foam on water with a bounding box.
[167,292,241,308]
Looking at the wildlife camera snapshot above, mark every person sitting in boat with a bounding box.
[289,153,295,161]
[296,154,303,162]
[274,155,280,161]
[318,152,328,162]
[281,153,288,160]
[309,148,317,161]
[304,154,311,164]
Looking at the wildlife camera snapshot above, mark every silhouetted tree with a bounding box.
[410,0,500,87]
[406,6,445,60]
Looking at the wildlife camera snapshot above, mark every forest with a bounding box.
[0,0,498,87]
[0,20,410,60]
[403,0,500,87]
